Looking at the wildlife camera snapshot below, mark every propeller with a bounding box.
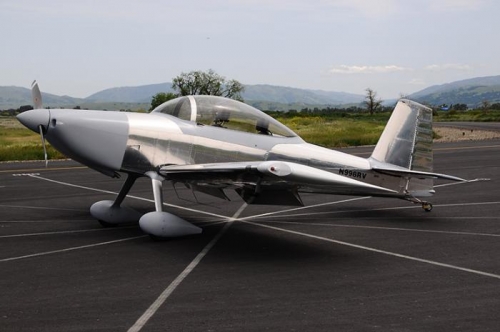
[32,80,48,167]
[39,125,48,167]
[31,80,42,109]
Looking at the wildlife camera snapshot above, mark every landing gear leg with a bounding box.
[139,171,202,238]
[91,173,143,226]
[113,173,139,208]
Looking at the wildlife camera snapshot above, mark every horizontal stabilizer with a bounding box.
[371,165,465,182]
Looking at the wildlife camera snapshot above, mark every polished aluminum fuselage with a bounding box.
[17,98,438,201]
[121,112,403,197]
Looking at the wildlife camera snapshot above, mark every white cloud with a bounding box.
[424,64,473,71]
[329,65,412,74]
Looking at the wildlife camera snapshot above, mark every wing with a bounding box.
[160,161,397,206]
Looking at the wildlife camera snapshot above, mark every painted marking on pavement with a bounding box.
[242,221,500,280]
[261,220,500,238]
[0,166,87,174]
[243,201,500,221]
[0,236,146,262]
[238,196,372,221]
[0,204,86,212]
[0,226,136,239]
[127,203,248,332]
[29,174,230,220]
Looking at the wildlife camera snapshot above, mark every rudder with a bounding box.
[370,99,433,173]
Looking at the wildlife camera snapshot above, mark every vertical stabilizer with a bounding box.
[369,99,434,197]
[371,99,433,172]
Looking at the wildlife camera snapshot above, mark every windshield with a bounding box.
[152,95,296,138]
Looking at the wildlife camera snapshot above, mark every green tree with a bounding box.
[481,100,491,110]
[364,88,382,115]
[150,92,178,111]
[452,103,467,111]
[171,69,245,101]
[18,105,34,113]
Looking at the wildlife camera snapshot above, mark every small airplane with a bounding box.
[17,81,466,238]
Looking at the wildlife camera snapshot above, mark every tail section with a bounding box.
[371,99,433,172]
[369,99,463,197]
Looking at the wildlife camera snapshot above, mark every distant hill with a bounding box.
[85,83,364,107]
[0,86,83,109]
[243,85,363,105]
[410,75,500,106]
[0,83,364,110]
[3,75,500,110]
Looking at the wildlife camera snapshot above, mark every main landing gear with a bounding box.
[90,172,202,238]
[138,172,201,238]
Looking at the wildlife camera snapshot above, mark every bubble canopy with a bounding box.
[152,95,297,138]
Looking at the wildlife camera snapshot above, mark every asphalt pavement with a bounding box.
[1,140,500,331]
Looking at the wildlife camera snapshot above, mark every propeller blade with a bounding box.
[31,80,43,109]
[39,125,48,167]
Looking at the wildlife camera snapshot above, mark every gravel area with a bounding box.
[434,126,500,142]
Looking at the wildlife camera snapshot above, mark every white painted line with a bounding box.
[0,204,86,212]
[29,174,230,220]
[255,214,499,221]
[238,196,372,221]
[0,226,136,239]
[242,221,500,280]
[0,219,92,223]
[0,236,147,262]
[195,220,230,228]
[434,178,490,189]
[244,201,500,220]
[0,166,87,174]
[262,220,500,238]
[127,203,247,332]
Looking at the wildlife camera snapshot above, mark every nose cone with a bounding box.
[17,109,50,133]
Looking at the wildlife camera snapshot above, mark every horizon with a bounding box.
[1,1,499,99]
[2,73,498,102]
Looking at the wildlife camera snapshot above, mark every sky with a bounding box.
[1,0,499,99]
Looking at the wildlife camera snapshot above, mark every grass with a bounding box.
[0,116,65,161]
[2,109,499,161]
[276,115,387,147]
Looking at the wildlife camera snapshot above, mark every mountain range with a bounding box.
[2,75,500,110]
[86,83,364,107]
[408,76,500,106]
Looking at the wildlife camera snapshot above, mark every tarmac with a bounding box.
[1,140,500,331]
